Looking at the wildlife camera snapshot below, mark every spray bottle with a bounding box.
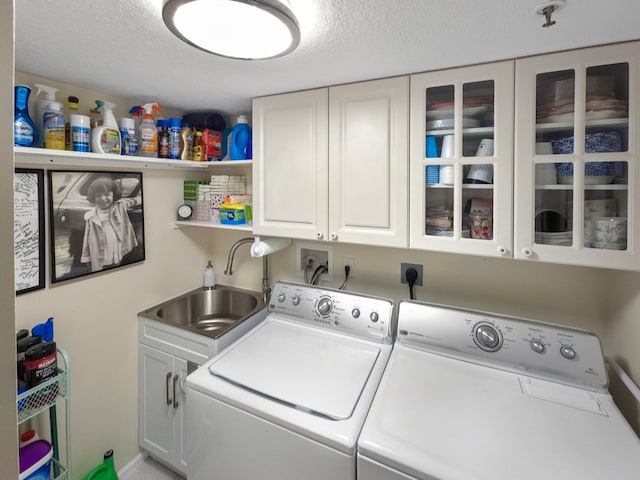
[136,103,161,157]
[91,102,121,154]
[34,84,61,148]
[14,85,37,147]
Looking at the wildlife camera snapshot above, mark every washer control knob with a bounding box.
[351,308,361,319]
[530,339,546,354]
[473,323,503,352]
[317,297,333,316]
[292,296,301,306]
[370,312,379,323]
[560,345,576,360]
[277,293,286,303]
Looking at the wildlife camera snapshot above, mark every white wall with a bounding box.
[2,1,19,476]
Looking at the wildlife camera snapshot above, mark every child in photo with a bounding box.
[81,176,141,272]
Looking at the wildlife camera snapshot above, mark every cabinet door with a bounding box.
[139,344,176,466]
[410,61,514,257]
[515,42,639,270]
[252,89,329,240]
[328,76,409,247]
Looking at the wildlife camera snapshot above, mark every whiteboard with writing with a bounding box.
[15,169,45,294]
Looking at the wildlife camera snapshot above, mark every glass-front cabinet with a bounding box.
[515,41,639,270]
[410,61,514,257]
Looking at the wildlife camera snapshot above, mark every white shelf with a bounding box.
[535,117,629,134]
[13,147,242,170]
[174,220,253,231]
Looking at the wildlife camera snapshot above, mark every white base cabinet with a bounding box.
[253,76,409,247]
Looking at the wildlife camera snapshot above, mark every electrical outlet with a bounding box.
[400,263,423,286]
[342,256,354,278]
[296,242,333,281]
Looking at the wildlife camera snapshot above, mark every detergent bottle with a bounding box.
[137,103,161,157]
[34,84,60,148]
[83,449,119,480]
[43,101,65,150]
[91,102,121,154]
[229,115,251,160]
[14,85,37,147]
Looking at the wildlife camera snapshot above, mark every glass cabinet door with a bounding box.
[515,41,638,270]
[410,61,514,257]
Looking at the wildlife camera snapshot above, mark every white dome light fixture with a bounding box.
[163,0,300,60]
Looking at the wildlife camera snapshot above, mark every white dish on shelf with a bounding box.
[557,175,615,185]
[537,112,574,124]
[426,105,488,120]
[426,118,481,130]
[585,110,628,121]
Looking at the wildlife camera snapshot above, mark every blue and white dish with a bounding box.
[551,131,622,155]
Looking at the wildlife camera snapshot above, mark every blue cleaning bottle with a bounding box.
[14,85,37,147]
[229,115,250,160]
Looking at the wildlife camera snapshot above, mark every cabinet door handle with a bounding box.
[173,374,180,409]
[316,232,323,239]
[166,372,172,405]
[330,232,337,240]
[521,247,532,257]
[496,246,508,256]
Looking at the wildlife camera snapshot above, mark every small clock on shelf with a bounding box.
[177,204,193,221]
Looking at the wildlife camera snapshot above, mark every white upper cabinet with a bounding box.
[253,77,409,247]
[328,77,409,247]
[514,41,639,270]
[252,88,329,240]
[409,61,514,257]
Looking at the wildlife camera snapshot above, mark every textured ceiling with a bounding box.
[15,0,640,118]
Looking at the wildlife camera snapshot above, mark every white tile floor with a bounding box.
[119,456,185,480]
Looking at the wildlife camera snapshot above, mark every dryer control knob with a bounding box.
[351,308,361,319]
[473,323,503,352]
[370,312,379,323]
[292,296,301,306]
[317,297,333,316]
[560,345,576,360]
[530,339,545,354]
[277,293,286,303]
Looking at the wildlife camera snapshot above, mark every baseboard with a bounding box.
[118,452,147,479]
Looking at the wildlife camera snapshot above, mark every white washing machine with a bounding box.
[187,281,395,480]
[358,300,640,480]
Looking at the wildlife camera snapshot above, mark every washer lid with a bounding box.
[209,319,381,420]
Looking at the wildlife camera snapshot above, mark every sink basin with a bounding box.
[139,285,265,339]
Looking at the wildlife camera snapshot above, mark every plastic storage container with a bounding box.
[229,115,251,160]
[19,438,53,480]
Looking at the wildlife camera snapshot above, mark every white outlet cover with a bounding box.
[295,242,333,282]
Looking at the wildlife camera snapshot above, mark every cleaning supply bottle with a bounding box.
[169,117,182,159]
[34,84,60,148]
[14,85,37,147]
[91,102,120,154]
[119,117,138,156]
[179,122,194,160]
[230,115,251,160]
[157,119,170,158]
[84,449,119,480]
[90,100,104,129]
[43,101,65,150]
[138,103,161,157]
[64,96,79,150]
[204,260,215,289]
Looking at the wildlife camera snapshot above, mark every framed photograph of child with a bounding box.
[48,170,145,283]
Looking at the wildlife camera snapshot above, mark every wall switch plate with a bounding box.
[296,242,333,281]
[401,263,423,286]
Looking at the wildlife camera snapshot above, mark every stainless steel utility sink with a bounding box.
[139,285,265,339]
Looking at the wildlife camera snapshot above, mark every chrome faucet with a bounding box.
[224,237,254,275]
[224,237,272,303]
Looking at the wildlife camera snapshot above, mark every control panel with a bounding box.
[268,282,395,344]
[396,300,608,391]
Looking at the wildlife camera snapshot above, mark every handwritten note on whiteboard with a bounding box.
[15,169,44,294]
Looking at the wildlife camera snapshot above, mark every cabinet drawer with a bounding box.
[138,316,216,364]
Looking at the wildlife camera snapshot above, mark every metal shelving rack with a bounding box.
[17,348,70,480]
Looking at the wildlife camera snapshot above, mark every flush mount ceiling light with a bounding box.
[163,0,300,60]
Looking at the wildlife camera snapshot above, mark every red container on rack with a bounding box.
[202,129,222,161]
[24,341,58,406]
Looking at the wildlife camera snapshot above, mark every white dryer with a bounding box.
[187,281,395,480]
[358,300,640,480]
